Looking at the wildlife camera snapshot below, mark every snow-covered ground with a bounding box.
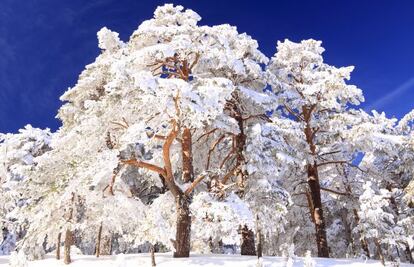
[1,253,413,267]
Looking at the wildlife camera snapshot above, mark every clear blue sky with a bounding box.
[1,0,413,133]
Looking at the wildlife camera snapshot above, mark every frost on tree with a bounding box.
[0,125,52,256]
[267,39,367,257]
[13,4,287,260]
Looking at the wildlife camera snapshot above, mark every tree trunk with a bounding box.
[255,215,263,258]
[256,230,263,258]
[374,238,385,266]
[240,225,256,255]
[150,244,156,267]
[101,234,112,255]
[301,106,329,258]
[173,194,191,258]
[181,128,194,183]
[307,163,329,258]
[352,209,370,258]
[405,243,413,264]
[95,223,102,257]
[56,232,61,260]
[232,109,248,194]
[339,208,355,255]
[64,229,73,265]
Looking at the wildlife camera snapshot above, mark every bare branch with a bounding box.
[320,187,351,196]
[222,165,239,184]
[206,135,226,169]
[283,104,304,122]
[242,114,272,122]
[185,174,206,196]
[317,160,348,167]
[197,128,218,142]
[122,159,166,177]
[318,150,341,157]
[110,120,129,129]
[154,134,167,140]
[317,160,367,173]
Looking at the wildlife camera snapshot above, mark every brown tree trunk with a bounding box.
[255,215,263,258]
[150,244,156,267]
[301,106,329,258]
[173,194,191,258]
[95,223,102,257]
[231,108,248,194]
[64,229,73,264]
[101,235,112,255]
[374,238,385,266]
[222,92,248,192]
[240,225,256,255]
[56,232,61,260]
[405,243,413,264]
[339,208,355,255]
[307,163,329,258]
[256,229,263,258]
[181,128,194,183]
[352,209,370,258]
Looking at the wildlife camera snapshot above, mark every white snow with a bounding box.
[0,253,412,267]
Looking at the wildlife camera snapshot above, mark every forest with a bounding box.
[0,4,413,267]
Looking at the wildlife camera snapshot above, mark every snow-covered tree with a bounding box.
[267,39,366,257]
[0,125,52,256]
[14,4,287,260]
[356,181,400,265]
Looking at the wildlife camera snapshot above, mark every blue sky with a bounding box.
[1,0,413,133]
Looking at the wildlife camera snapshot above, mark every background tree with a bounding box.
[267,39,365,257]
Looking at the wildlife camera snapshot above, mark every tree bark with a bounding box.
[101,234,112,255]
[301,105,329,258]
[307,163,329,258]
[240,225,256,255]
[256,229,263,258]
[255,215,263,258]
[374,238,385,266]
[56,232,61,260]
[173,194,192,257]
[150,244,156,267]
[64,229,73,265]
[181,128,194,183]
[95,223,102,257]
[339,208,355,255]
[352,209,370,258]
[405,243,413,264]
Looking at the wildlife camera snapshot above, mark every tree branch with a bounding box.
[317,160,348,167]
[222,165,239,184]
[320,187,351,196]
[121,159,166,177]
[318,150,341,157]
[196,128,218,142]
[206,135,226,169]
[185,174,206,196]
[283,104,304,122]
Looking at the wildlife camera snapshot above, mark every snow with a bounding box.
[1,253,412,267]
